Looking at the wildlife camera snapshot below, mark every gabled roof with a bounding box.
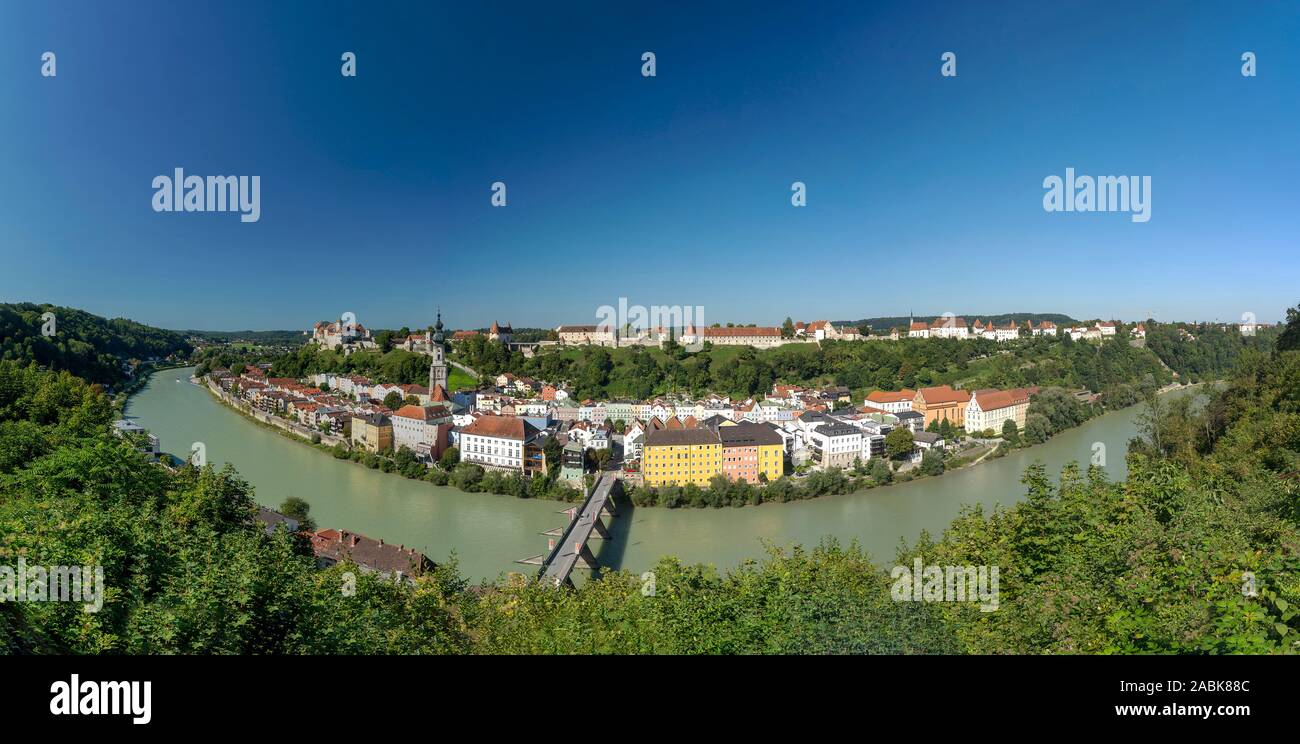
[392,405,448,422]
[701,326,781,338]
[916,385,971,405]
[460,415,536,440]
[310,529,431,576]
[970,386,1039,411]
[865,389,916,404]
[716,421,783,447]
[645,428,720,447]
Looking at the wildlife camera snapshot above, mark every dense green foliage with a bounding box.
[4,305,1299,655]
[186,329,306,346]
[1143,320,1271,382]
[194,343,475,391]
[0,303,191,388]
[457,328,1246,402]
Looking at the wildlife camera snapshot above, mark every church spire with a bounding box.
[428,306,448,394]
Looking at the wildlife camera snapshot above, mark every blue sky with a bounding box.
[1,0,1297,331]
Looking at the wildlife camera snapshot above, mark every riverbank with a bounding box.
[200,376,589,501]
[128,367,1208,580]
[113,362,191,412]
[196,371,1021,507]
[189,371,1207,510]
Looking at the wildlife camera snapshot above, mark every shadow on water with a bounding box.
[593,493,635,574]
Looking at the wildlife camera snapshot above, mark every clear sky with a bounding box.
[1,1,1297,331]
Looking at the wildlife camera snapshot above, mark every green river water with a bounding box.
[126,368,1188,582]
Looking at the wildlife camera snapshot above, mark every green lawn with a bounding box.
[448,367,476,392]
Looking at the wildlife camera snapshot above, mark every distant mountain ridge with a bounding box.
[183,329,306,345]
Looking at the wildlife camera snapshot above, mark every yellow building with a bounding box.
[642,428,723,487]
[913,386,972,429]
[351,412,393,453]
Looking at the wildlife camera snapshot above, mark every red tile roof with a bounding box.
[865,389,916,404]
[701,326,781,338]
[916,385,971,405]
[460,415,531,440]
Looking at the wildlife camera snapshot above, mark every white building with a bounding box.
[930,317,970,339]
[458,416,538,472]
[391,404,451,454]
[310,320,376,352]
[807,418,862,470]
[688,326,785,348]
[623,421,645,461]
[863,389,916,414]
[993,322,1019,342]
[965,388,1036,434]
[556,325,617,346]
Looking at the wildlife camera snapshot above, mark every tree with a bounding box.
[781,317,795,338]
[1023,414,1051,445]
[885,428,915,460]
[451,462,484,490]
[1277,302,1300,352]
[438,446,460,470]
[278,496,316,532]
[1001,418,1019,442]
[588,447,612,470]
[919,448,945,476]
[383,391,403,410]
[542,437,561,477]
[869,456,893,484]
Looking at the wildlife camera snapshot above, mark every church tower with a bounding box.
[428,308,448,393]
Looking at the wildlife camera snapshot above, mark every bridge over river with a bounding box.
[517,472,621,588]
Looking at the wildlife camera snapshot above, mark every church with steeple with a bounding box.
[428,308,449,395]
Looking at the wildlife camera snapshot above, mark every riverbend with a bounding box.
[127,367,1199,582]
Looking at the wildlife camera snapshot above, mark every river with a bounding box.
[125,368,1190,582]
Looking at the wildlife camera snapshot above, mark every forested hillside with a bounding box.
[455,327,1255,401]
[4,305,1298,654]
[0,303,191,388]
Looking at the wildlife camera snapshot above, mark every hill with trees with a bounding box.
[457,330,1254,402]
[0,302,192,388]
